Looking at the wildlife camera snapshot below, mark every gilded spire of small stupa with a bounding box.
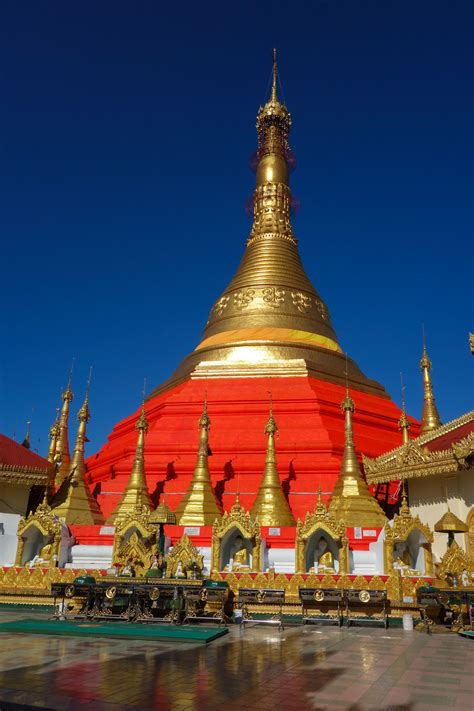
[250,394,296,526]
[420,334,442,433]
[47,408,60,463]
[329,361,386,527]
[398,372,410,445]
[107,399,153,524]
[175,399,223,526]
[55,359,74,484]
[51,368,104,525]
[21,421,31,449]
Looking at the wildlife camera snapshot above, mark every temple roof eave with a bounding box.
[363,411,474,484]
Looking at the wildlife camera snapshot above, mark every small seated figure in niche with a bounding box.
[175,560,186,578]
[149,553,165,577]
[120,559,135,577]
[310,540,335,574]
[29,542,55,568]
[224,535,250,572]
[394,548,421,577]
[461,569,471,587]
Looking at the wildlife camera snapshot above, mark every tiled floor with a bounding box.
[0,610,472,710]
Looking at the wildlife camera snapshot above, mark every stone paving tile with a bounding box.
[0,612,472,710]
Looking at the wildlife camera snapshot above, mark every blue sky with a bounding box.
[1,0,472,456]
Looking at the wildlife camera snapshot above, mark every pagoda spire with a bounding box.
[158,52,387,398]
[250,396,296,526]
[21,421,31,449]
[107,402,153,524]
[52,370,104,525]
[175,401,223,526]
[398,373,410,444]
[419,337,442,433]
[329,385,386,527]
[47,409,60,463]
[55,360,74,484]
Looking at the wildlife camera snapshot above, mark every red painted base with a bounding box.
[86,375,418,525]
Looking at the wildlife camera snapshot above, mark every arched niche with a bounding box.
[211,496,262,573]
[15,502,62,568]
[304,527,341,574]
[384,499,434,576]
[112,506,156,574]
[295,494,349,575]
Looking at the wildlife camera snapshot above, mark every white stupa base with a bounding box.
[65,544,113,570]
[350,550,381,576]
[265,547,295,573]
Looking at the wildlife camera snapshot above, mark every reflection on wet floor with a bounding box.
[0,610,472,710]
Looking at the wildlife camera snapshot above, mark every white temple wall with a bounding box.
[0,485,30,566]
[408,472,473,560]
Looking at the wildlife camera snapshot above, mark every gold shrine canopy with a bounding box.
[363,412,474,485]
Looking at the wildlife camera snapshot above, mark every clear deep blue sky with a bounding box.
[1,0,472,457]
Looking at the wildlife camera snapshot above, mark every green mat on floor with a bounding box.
[0,618,228,643]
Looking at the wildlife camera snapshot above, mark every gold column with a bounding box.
[55,368,74,484]
[329,391,386,527]
[47,409,60,463]
[250,403,296,526]
[107,404,153,524]
[175,403,223,526]
[51,384,104,525]
[420,343,442,433]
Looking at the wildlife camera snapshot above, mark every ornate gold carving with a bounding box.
[295,491,349,574]
[233,289,256,310]
[212,295,230,316]
[165,534,204,579]
[291,291,311,313]
[359,590,370,603]
[112,505,156,573]
[211,495,262,572]
[437,542,474,581]
[262,287,286,307]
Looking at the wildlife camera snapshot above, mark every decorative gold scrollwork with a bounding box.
[256,589,266,604]
[359,590,370,603]
[199,589,208,602]
[105,586,117,600]
[149,587,160,601]
[64,584,75,598]
[314,589,325,602]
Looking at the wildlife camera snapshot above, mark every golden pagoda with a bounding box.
[329,389,386,527]
[250,401,296,526]
[151,50,387,398]
[51,380,104,525]
[420,341,442,433]
[107,403,153,524]
[174,402,223,526]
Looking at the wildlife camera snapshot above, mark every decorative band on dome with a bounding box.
[195,327,342,353]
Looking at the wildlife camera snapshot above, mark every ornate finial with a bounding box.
[399,478,410,516]
[199,398,211,431]
[136,402,149,433]
[265,393,278,435]
[271,48,278,102]
[231,492,242,514]
[419,335,442,433]
[77,369,92,423]
[21,421,31,449]
[63,358,74,401]
[314,486,326,515]
[48,409,60,463]
[341,354,355,412]
[398,372,410,444]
